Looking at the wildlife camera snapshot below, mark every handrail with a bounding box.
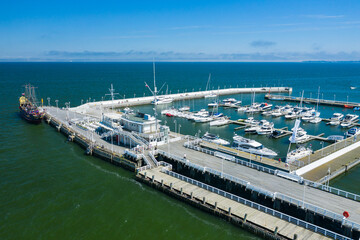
[161,169,351,240]
[157,150,360,231]
[183,143,276,175]
[184,142,360,203]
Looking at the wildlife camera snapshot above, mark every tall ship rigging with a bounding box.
[19,84,44,123]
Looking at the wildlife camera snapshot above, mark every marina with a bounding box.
[38,83,360,240]
[3,0,360,239]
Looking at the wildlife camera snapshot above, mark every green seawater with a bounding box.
[1,62,360,239]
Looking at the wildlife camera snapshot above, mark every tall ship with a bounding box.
[19,84,44,123]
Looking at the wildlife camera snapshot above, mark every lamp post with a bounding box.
[174,120,177,134]
[47,97,51,106]
[55,100,59,112]
[178,124,181,135]
[320,141,324,156]
[302,183,308,209]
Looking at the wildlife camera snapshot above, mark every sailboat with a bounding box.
[286,91,312,163]
[204,74,217,98]
[146,64,173,105]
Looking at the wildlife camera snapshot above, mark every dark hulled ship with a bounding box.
[19,84,44,124]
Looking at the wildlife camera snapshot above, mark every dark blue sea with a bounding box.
[1,62,360,239]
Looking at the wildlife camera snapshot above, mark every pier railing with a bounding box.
[158,150,360,231]
[303,178,360,202]
[183,142,276,175]
[274,192,360,231]
[161,169,351,240]
[184,139,360,203]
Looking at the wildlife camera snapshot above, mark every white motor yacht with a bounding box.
[152,96,173,105]
[256,122,274,135]
[202,132,230,145]
[232,135,277,157]
[289,130,310,143]
[210,117,229,126]
[204,93,217,98]
[341,114,359,128]
[285,111,298,119]
[309,117,322,123]
[237,106,247,112]
[347,127,360,137]
[330,113,344,121]
[208,101,218,107]
[286,146,312,163]
[179,106,190,112]
[244,121,261,133]
[259,103,273,111]
[328,113,343,125]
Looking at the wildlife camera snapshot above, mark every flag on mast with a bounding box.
[290,119,301,143]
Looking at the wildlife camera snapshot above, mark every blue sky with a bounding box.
[1,0,360,61]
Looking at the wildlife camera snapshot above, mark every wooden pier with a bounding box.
[265,94,360,108]
[137,167,334,240]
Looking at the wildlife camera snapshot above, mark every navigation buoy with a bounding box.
[343,211,350,218]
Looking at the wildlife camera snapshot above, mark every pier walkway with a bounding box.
[138,166,339,240]
[297,136,360,182]
[72,87,291,114]
[158,140,360,225]
[265,94,360,108]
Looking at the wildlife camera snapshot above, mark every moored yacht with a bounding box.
[256,122,274,135]
[151,96,173,105]
[232,135,277,157]
[179,106,190,112]
[210,117,229,126]
[341,114,359,128]
[202,132,230,145]
[286,146,312,163]
[328,113,342,125]
[208,101,218,107]
[347,127,360,137]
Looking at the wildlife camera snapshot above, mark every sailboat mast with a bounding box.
[316,86,320,111]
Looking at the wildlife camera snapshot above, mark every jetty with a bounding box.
[72,87,291,114]
[265,94,360,108]
[40,85,360,240]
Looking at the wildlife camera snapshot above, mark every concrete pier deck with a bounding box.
[265,94,360,108]
[138,167,335,240]
[72,87,292,114]
[158,140,360,225]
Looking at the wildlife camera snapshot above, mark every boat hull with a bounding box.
[19,108,43,124]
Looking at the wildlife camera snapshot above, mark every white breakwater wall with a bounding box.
[72,87,292,112]
[295,140,360,176]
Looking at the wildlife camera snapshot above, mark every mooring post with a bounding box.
[214,202,217,209]
[151,175,154,182]
[243,213,247,223]
[170,183,173,190]
[180,187,183,195]
[161,179,164,187]
[228,207,231,215]
[274,226,278,235]
[190,192,193,199]
[293,234,298,240]
[203,197,206,204]
[144,172,147,179]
